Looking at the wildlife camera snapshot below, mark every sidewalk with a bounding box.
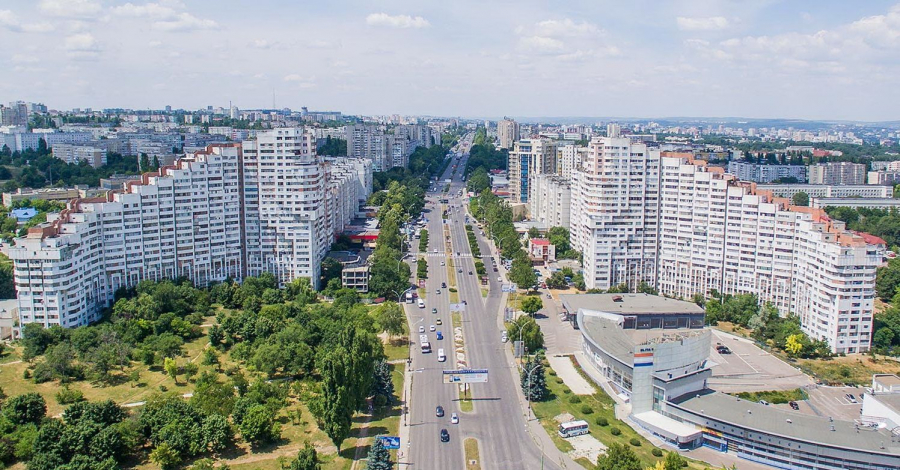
[397,362,413,467]
[547,355,595,395]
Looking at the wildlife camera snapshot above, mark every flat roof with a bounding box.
[633,411,703,443]
[561,293,705,316]
[579,313,702,367]
[874,374,900,387]
[670,391,900,455]
[872,393,900,414]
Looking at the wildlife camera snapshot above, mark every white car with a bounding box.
[419,326,426,333]
[497,277,503,282]
[440,261,445,266]
[501,332,508,343]
[430,324,436,332]
[450,413,459,424]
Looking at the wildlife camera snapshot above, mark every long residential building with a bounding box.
[726,161,807,183]
[571,138,881,353]
[755,184,892,199]
[9,129,372,328]
[808,161,866,185]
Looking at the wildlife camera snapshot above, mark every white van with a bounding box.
[437,348,446,362]
[417,298,425,308]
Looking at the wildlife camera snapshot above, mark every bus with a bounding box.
[420,334,432,354]
[558,420,589,438]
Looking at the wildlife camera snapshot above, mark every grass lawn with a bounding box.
[383,336,410,362]
[481,288,488,298]
[533,361,708,470]
[450,291,459,304]
[447,258,457,287]
[796,354,900,385]
[464,438,481,470]
[458,384,473,412]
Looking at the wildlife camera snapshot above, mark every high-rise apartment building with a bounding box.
[808,162,866,185]
[570,136,660,291]
[529,175,571,228]
[570,145,881,353]
[9,129,372,329]
[497,119,520,150]
[507,139,557,204]
[556,144,587,179]
[346,124,434,171]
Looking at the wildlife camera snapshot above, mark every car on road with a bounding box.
[450,413,459,424]
[418,326,425,333]
[440,428,449,442]
[441,282,446,288]
[501,332,508,343]
[436,289,441,294]
[440,261,445,266]
[759,400,770,406]
[497,277,503,282]
[789,401,799,410]
[436,406,444,417]
[468,271,473,275]
[458,268,462,273]
[436,331,443,340]
[432,308,438,314]
[493,266,498,272]
[429,324,436,331]
[436,318,442,325]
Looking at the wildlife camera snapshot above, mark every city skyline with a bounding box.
[1,1,900,121]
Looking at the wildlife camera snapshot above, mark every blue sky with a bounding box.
[1,0,899,121]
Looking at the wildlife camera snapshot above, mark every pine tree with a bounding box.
[365,437,392,470]
[371,359,394,405]
[520,354,547,401]
[290,442,321,470]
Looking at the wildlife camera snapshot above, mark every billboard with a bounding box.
[377,436,400,449]
[442,368,489,383]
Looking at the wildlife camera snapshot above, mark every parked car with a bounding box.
[759,400,770,406]
[789,401,799,410]
[501,332,508,343]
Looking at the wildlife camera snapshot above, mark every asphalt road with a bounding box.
[406,135,561,469]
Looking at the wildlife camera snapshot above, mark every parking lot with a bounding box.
[707,329,813,393]
[804,384,865,421]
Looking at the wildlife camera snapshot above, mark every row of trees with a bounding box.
[469,190,537,289]
[371,144,448,193]
[316,136,347,156]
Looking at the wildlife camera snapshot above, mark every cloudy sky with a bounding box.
[1,0,899,121]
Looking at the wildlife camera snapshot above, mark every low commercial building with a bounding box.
[342,266,369,293]
[2,187,83,207]
[527,238,555,263]
[861,375,900,431]
[810,197,900,210]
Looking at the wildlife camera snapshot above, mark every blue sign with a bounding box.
[378,436,400,449]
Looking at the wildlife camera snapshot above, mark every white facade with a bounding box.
[556,144,587,179]
[572,151,881,353]
[808,162,866,185]
[756,184,892,199]
[51,143,107,168]
[529,174,571,229]
[497,119,520,150]
[726,161,807,183]
[10,129,373,329]
[570,136,660,291]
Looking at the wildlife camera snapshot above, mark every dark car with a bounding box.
[436,405,444,417]
[440,429,450,442]
[789,401,799,410]
[441,282,447,288]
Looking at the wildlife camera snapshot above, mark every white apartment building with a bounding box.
[507,139,557,204]
[497,119,519,150]
[10,129,373,329]
[808,162,866,185]
[346,124,389,171]
[867,170,900,186]
[726,161,807,183]
[570,136,660,291]
[755,184,892,199]
[556,144,587,179]
[529,175,571,229]
[51,144,107,168]
[572,149,881,353]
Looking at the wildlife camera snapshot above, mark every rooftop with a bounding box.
[578,313,703,367]
[874,374,900,387]
[670,390,900,455]
[561,293,705,316]
[530,238,550,246]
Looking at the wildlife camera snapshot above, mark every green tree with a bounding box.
[163,357,178,383]
[149,442,181,470]
[371,359,394,405]
[663,451,687,470]
[520,353,547,401]
[365,436,392,470]
[321,258,344,287]
[547,226,571,254]
[2,392,46,425]
[596,443,643,470]
[507,316,544,352]
[792,191,810,207]
[508,254,537,289]
[374,302,405,338]
[527,227,541,239]
[290,442,322,470]
[239,404,279,445]
[316,348,354,446]
[520,296,543,316]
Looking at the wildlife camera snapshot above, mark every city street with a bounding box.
[404,135,563,469]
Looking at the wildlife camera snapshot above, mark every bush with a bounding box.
[651,448,663,457]
[596,416,609,427]
[55,387,85,405]
[580,405,593,414]
[568,395,581,404]
[562,388,571,394]
[548,369,557,376]
[629,437,641,447]
[610,427,621,436]
[555,378,563,384]
[449,288,457,293]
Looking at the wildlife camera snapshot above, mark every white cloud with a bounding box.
[112,2,178,19]
[250,39,273,49]
[531,18,600,37]
[0,10,54,33]
[366,13,430,29]
[519,35,565,53]
[676,16,730,32]
[283,74,315,82]
[148,40,163,47]
[11,54,38,64]
[153,12,217,31]
[64,32,101,60]
[38,0,102,19]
